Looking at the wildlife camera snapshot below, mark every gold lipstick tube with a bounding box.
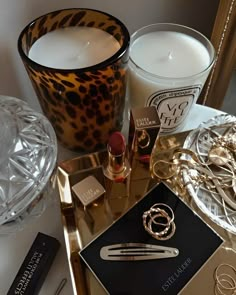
[103,133,131,220]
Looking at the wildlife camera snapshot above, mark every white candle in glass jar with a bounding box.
[128,24,215,132]
[29,27,121,69]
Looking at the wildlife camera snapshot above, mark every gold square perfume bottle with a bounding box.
[72,175,105,207]
[69,167,107,234]
[128,106,161,205]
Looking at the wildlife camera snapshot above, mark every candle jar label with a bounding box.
[128,23,215,134]
[147,85,202,131]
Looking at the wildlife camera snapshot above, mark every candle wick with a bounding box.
[76,41,90,60]
[168,51,173,60]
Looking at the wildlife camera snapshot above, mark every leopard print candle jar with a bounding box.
[18,8,130,152]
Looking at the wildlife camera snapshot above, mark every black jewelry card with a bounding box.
[80,182,223,295]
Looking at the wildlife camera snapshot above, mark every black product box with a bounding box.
[80,182,223,295]
[7,232,60,295]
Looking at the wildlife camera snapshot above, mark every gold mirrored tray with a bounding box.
[57,130,236,295]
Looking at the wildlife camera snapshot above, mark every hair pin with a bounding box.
[100,243,179,261]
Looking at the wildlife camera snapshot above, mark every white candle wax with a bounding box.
[29,27,121,69]
[130,31,210,78]
[128,27,214,132]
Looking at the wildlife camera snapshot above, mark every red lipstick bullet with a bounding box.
[104,131,131,181]
[103,131,131,219]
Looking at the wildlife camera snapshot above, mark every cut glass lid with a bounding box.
[0,96,57,225]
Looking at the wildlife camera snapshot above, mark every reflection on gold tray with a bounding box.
[57,131,236,295]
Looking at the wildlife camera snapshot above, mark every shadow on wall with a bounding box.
[0,47,23,99]
[1,0,220,111]
[18,0,219,36]
[221,70,236,116]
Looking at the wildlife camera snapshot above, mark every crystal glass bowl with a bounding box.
[0,96,57,234]
[182,114,236,234]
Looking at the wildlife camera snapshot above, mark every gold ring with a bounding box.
[142,203,176,241]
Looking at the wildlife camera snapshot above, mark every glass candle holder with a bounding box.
[128,23,215,133]
[18,8,130,152]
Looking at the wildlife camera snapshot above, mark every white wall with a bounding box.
[0,0,219,112]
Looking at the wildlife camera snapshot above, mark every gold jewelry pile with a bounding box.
[152,123,236,211]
